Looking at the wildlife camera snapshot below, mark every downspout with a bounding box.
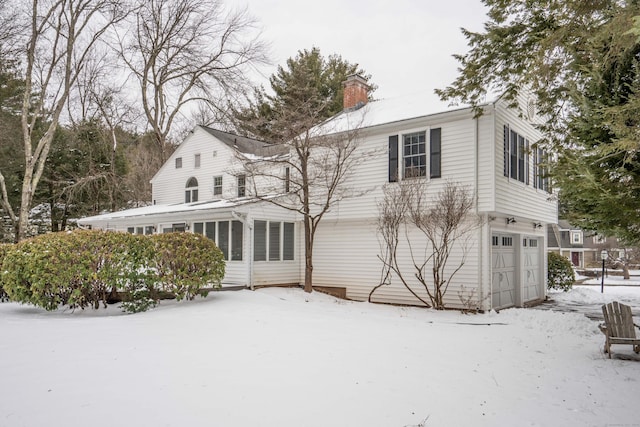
[231,211,253,290]
[474,115,484,310]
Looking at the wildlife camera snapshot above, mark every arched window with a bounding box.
[185,177,198,203]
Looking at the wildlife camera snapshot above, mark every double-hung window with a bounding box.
[389,128,441,182]
[503,125,530,185]
[213,176,222,196]
[403,131,426,178]
[237,175,246,197]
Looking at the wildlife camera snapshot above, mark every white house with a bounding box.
[79,77,557,311]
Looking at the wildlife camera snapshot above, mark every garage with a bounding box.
[522,236,542,302]
[491,233,517,309]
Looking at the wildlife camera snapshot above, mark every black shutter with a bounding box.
[503,125,509,177]
[430,128,441,179]
[388,135,399,182]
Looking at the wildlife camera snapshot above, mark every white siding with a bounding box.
[313,218,481,309]
[151,127,245,205]
[322,114,479,222]
[492,97,557,223]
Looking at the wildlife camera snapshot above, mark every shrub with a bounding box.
[150,232,225,301]
[0,243,10,302]
[2,230,154,311]
[1,230,225,313]
[547,251,575,292]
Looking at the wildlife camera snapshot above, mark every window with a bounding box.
[571,231,583,244]
[254,220,267,261]
[594,235,606,244]
[283,222,295,260]
[502,236,513,246]
[127,227,134,234]
[403,131,426,178]
[231,220,243,260]
[237,175,246,197]
[205,222,215,241]
[218,221,229,259]
[193,222,204,235]
[533,146,550,192]
[175,157,182,169]
[136,227,143,235]
[269,222,281,261]
[144,225,154,235]
[503,125,530,184]
[185,177,198,203]
[193,221,239,260]
[492,235,499,246]
[390,129,441,182]
[253,220,295,262]
[194,153,201,168]
[213,176,222,196]
[529,239,538,247]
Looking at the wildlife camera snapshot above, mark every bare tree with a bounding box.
[240,117,371,293]
[0,0,126,242]
[118,0,267,163]
[372,180,482,309]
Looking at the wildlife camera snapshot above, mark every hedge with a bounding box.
[1,230,225,313]
[0,243,9,302]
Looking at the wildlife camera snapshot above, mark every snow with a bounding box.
[313,91,480,136]
[77,198,250,224]
[1,285,639,427]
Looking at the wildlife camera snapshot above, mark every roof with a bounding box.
[78,198,254,224]
[312,90,489,136]
[200,126,288,157]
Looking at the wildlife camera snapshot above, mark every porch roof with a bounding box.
[78,198,256,225]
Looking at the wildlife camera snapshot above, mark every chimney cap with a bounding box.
[342,74,369,88]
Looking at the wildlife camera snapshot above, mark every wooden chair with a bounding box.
[599,301,640,358]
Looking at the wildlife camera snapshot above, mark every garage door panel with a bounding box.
[491,233,516,309]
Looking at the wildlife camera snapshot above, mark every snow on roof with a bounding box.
[200,126,287,157]
[313,90,487,136]
[78,198,251,224]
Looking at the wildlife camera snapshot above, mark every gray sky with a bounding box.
[241,0,489,107]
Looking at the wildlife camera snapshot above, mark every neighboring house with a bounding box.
[548,220,629,268]
[79,76,557,311]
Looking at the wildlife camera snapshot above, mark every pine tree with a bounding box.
[437,0,640,243]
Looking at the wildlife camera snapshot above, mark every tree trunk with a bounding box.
[303,214,313,293]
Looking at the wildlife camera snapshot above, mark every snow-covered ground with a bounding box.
[1,285,639,427]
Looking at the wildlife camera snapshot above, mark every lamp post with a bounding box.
[600,249,609,293]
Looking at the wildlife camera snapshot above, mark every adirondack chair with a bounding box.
[599,301,640,358]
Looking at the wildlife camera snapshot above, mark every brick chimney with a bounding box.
[342,74,369,110]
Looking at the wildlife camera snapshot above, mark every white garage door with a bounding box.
[522,237,542,302]
[491,234,516,309]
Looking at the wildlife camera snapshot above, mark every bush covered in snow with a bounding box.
[547,251,575,292]
[1,230,225,312]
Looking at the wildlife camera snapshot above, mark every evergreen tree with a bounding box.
[235,47,375,141]
[437,0,640,243]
